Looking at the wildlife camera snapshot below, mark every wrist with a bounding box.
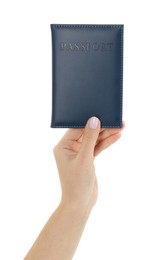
[59,199,93,220]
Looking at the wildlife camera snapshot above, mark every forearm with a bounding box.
[24,202,93,260]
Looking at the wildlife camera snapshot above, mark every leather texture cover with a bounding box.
[50,24,124,128]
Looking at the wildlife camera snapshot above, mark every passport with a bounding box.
[50,24,124,128]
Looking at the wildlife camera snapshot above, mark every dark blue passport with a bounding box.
[50,24,124,128]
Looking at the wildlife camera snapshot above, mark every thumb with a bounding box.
[78,116,101,160]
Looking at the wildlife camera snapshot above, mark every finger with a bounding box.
[94,132,121,157]
[96,121,125,144]
[77,121,125,144]
[77,126,105,144]
[78,116,101,161]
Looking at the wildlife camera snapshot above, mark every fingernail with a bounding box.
[89,116,99,129]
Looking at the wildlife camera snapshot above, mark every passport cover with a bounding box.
[50,24,124,128]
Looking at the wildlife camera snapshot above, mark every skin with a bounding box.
[24,117,125,260]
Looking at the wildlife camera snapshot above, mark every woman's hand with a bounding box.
[24,117,124,260]
[54,116,124,210]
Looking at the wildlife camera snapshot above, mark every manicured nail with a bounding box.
[89,116,99,129]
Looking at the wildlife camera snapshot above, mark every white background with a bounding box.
[0,0,162,259]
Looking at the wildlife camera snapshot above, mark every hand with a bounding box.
[24,117,125,260]
[53,117,124,210]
